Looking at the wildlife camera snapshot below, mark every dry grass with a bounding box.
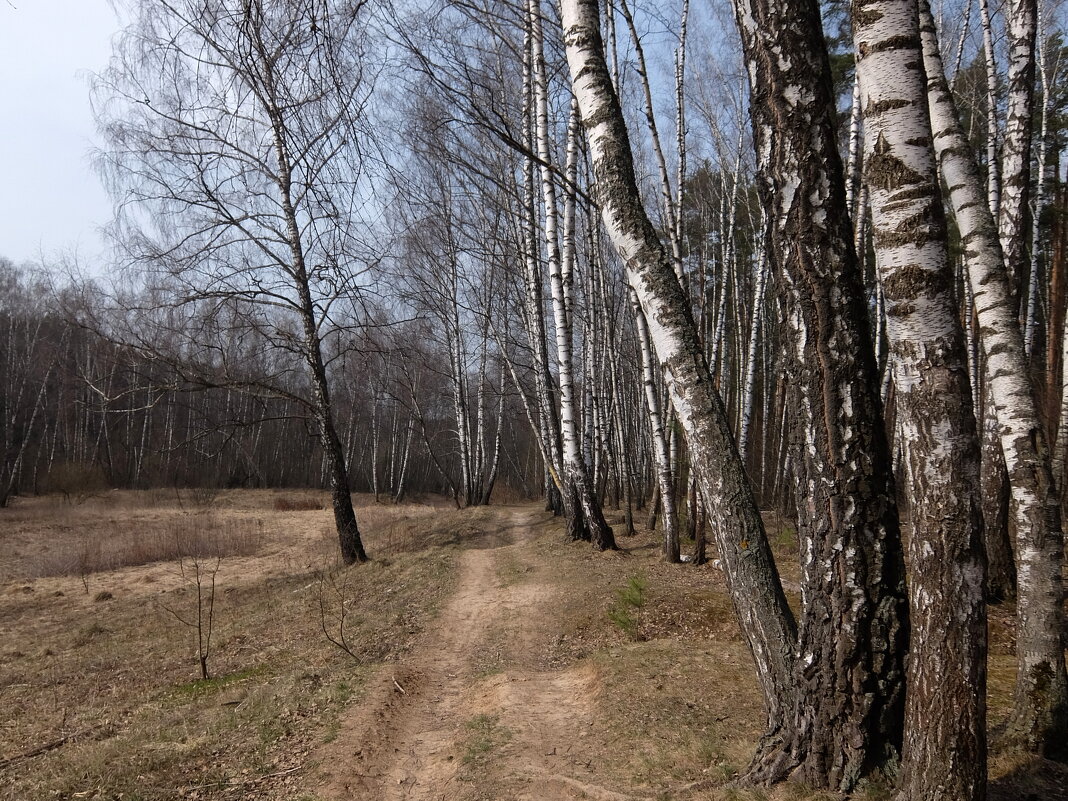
[24,514,263,579]
[0,489,461,801]
[502,505,1052,801]
[272,495,325,512]
[2,492,1059,801]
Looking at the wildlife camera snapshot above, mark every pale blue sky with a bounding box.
[0,0,121,267]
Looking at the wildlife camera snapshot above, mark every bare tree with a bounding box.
[94,0,380,563]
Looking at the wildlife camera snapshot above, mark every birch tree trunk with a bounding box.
[999,0,1038,299]
[737,229,768,462]
[732,0,909,788]
[630,290,679,561]
[561,0,798,740]
[979,0,1001,221]
[854,2,987,798]
[530,0,616,550]
[1026,10,1052,358]
[921,2,1068,756]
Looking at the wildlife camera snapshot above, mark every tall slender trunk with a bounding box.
[271,135,366,564]
[737,232,768,462]
[979,0,1001,220]
[562,0,798,751]
[921,3,1067,755]
[530,0,615,549]
[1026,10,1052,359]
[520,27,565,505]
[631,289,679,561]
[856,3,987,799]
[999,0,1038,301]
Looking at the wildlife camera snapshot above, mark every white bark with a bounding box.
[738,234,767,462]
[630,289,679,561]
[531,0,614,548]
[979,0,1001,220]
[855,1,986,797]
[561,0,796,731]
[922,2,1068,753]
[999,0,1038,295]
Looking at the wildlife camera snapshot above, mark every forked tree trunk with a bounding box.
[921,2,1068,756]
[562,0,798,746]
[855,2,987,798]
[731,0,908,788]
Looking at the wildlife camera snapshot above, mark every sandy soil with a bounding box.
[309,508,645,801]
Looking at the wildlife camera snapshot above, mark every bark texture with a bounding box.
[921,3,1068,756]
[561,0,798,734]
[998,0,1038,296]
[732,0,908,789]
[855,2,987,798]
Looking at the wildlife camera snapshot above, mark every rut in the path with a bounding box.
[309,508,644,801]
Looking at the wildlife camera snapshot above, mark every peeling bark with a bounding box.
[732,0,908,789]
[921,2,1067,757]
[856,2,987,798]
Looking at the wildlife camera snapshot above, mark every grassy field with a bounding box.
[1,490,1065,800]
[0,489,465,800]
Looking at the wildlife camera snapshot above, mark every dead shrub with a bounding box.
[25,515,264,578]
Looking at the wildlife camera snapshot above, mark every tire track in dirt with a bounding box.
[309,507,644,801]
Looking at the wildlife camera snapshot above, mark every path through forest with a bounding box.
[311,507,639,801]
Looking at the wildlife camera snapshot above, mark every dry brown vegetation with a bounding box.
[0,490,465,800]
[2,492,1065,801]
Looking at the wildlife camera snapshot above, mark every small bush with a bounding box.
[607,575,648,641]
[44,462,108,504]
[186,487,220,508]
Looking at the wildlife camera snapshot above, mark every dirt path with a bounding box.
[310,507,642,801]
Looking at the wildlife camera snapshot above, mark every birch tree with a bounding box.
[731,0,909,787]
[529,0,616,549]
[920,1,1068,756]
[560,0,799,742]
[853,0,986,798]
[95,0,376,563]
[999,0,1039,298]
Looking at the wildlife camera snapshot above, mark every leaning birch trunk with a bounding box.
[630,289,679,561]
[289,204,367,565]
[530,0,616,550]
[921,2,1068,755]
[855,3,987,799]
[998,0,1038,298]
[561,0,798,744]
[732,0,909,788]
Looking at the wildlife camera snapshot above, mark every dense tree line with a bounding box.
[3,0,1068,797]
